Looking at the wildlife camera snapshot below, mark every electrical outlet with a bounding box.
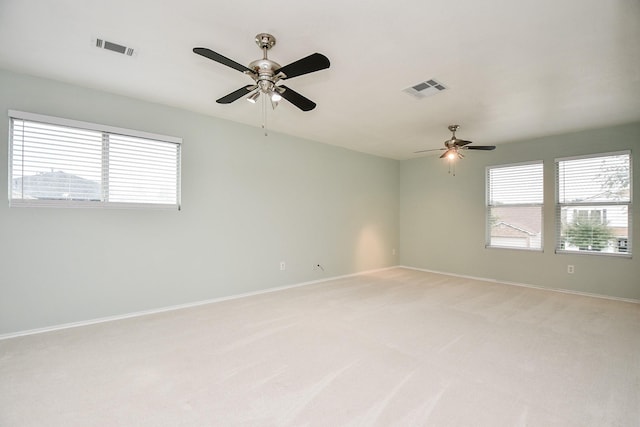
[280,261,286,271]
[392,248,397,256]
[567,265,574,274]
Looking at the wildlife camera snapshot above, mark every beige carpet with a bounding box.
[1,268,639,426]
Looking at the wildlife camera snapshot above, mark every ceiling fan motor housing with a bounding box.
[248,58,281,93]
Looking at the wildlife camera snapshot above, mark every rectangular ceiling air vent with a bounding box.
[95,38,135,56]
[403,78,447,99]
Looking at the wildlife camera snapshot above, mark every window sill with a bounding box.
[485,245,543,252]
[555,249,631,259]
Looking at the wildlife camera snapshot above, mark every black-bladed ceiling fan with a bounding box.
[193,33,330,111]
[414,125,496,160]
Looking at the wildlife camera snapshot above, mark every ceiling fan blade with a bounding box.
[275,53,330,79]
[454,139,473,147]
[414,148,446,154]
[465,145,496,150]
[279,85,316,111]
[440,150,452,159]
[193,47,255,74]
[216,85,257,104]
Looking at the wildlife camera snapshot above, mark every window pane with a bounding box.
[489,205,542,249]
[558,154,630,203]
[487,162,543,250]
[559,205,628,253]
[108,134,178,204]
[11,120,102,201]
[489,163,543,205]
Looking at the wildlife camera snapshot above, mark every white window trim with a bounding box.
[555,150,632,258]
[486,160,544,251]
[555,150,631,164]
[8,110,182,210]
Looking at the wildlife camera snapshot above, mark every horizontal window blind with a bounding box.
[9,111,181,209]
[487,162,543,250]
[556,152,631,255]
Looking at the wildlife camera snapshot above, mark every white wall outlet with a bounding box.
[567,265,575,274]
[280,261,286,271]
[392,248,397,256]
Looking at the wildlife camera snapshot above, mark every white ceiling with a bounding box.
[1,0,639,160]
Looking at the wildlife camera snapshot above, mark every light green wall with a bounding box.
[399,123,640,300]
[2,67,637,336]
[0,69,399,335]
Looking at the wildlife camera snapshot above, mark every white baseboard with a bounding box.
[400,265,640,304]
[0,265,399,341]
[5,264,635,340]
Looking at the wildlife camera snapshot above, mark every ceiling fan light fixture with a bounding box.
[247,91,260,103]
[270,97,279,110]
[271,91,282,102]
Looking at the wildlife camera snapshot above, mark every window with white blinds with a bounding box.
[556,151,631,256]
[486,161,543,250]
[9,111,181,209]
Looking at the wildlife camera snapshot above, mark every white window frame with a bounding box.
[555,150,631,257]
[8,110,182,210]
[486,160,544,251]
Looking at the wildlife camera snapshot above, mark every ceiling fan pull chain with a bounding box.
[262,95,268,136]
